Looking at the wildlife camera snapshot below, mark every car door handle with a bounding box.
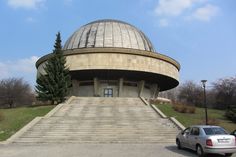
[195,137,198,140]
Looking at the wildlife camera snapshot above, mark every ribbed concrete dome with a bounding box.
[63,19,155,52]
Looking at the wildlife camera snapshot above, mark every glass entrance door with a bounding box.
[104,88,113,97]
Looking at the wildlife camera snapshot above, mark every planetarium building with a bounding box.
[36,19,180,98]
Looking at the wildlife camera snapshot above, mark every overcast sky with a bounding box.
[0,0,236,88]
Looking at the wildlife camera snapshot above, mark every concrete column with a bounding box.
[138,80,145,97]
[154,86,160,99]
[94,77,99,96]
[151,84,160,99]
[72,80,80,96]
[118,78,123,97]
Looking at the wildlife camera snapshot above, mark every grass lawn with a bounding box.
[156,104,236,132]
[0,105,55,141]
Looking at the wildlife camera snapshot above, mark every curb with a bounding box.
[44,103,64,118]
[169,117,186,131]
[140,97,149,106]
[66,96,76,104]
[150,104,185,131]
[150,104,167,118]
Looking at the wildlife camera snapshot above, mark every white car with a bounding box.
[176,125,236,157]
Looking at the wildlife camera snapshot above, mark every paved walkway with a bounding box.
[0,143,194,157]
[1,143,234,157]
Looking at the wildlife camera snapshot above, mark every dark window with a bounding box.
[190,127,200,136]
[100,80,117,86]
[232,130,236,136]
[80,81,93,86]
[108,81,118,86]
[203,127,228,135]
[124,81,137,87]
[104,88,113,97]
[182,127,190,135]
[144,84,151,89]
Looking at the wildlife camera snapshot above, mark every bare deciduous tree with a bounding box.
[0,78,35,108]
[213,76,236,109]
[178,81,203,106]
[159,77,236,109]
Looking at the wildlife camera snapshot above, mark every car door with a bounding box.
[180,127,191,148]
[188,127,200,150]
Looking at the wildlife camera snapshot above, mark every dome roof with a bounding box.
[63,19,155,52]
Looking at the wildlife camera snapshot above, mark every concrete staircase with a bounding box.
[13,97,180,143]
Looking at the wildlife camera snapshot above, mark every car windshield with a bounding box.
[203,127,228,135]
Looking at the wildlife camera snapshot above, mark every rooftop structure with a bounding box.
[63,19,155,52]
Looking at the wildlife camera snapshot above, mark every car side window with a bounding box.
[233,130,236,135]
[190,127,200,136]
[183,128,190,135]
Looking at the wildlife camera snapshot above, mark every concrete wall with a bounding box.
[142,87,152,98]
[71,80,80,95]
[71,79,153,98]
[123,86,139,97]
[37,48,179,83]
[78,85,94,97]
[65,53,178,81]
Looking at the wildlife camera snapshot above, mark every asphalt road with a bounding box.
[1,143,235,157]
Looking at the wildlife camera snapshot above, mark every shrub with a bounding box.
[173,103,187,113]
[179,105,187,113]
[199,118,219,125]
[208,118,220,125]
[172,103,179,111]
[225,108,236,123]
[149,99,161,104]
[187,106,196,113]
[0,112,4,121]
[172,103,196,114]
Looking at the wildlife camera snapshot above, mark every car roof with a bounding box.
[189,125,221,128]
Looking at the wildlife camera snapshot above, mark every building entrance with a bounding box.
[104,88,113,97]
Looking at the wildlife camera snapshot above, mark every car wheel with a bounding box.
[196,145,205,157]
[225,153,233,157]
[176,139,182,149]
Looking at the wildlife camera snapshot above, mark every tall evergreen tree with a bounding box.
[35,32,71,104]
